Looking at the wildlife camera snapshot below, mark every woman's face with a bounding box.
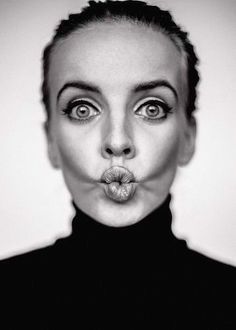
[47,21,196,226]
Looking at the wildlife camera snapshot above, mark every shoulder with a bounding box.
[171,238,236,302]
[0,237,71,300]
[0,235,72,287]
[171,240,236,327]
[182,241,236,275]
[175,238,236,284]
[0,241,57,268]
[0,239,65,329]
[178,240,236,310]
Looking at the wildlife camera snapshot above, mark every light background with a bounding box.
[0,0,235,265]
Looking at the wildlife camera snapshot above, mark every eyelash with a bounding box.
[61,98,173,124]
[134,99,173,122]
[61,99,100,123]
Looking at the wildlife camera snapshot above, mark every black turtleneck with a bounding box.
[70,194,176,256]
[0,195,236,329]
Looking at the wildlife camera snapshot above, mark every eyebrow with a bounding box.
[133,80,178,100]
[57,81,101,103]
[56,79,178,103]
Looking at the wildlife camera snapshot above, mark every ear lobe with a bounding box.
[44,121,61,169]
[178,116,197,167]
[48,141,61,169]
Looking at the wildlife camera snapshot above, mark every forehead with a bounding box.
[49,21,187,102]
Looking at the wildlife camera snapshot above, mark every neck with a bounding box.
[71,194,174,246]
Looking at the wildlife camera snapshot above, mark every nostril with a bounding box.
[106,148,113,155]
[123,148,131,155]
[103,145,134,158]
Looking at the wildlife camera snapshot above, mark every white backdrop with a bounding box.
[0,0,235,265]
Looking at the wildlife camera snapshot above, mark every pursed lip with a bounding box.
[101,166,136,203]
[101,166,135,184]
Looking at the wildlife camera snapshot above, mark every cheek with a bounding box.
[55,124,101,179]
[136,123,181,177]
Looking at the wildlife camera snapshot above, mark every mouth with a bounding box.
[101,166,136,203]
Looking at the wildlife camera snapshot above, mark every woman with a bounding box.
[1,1,235,329]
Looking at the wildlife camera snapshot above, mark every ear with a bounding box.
[44,121,61,169]
[178,116,197,167]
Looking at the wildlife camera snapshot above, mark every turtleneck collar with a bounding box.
[71,194,175,246]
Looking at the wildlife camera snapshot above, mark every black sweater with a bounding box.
[1,195,236,329]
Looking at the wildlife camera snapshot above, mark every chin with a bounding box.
[95,209,142,227]
[90,196,146,228]
[71,182,169,228]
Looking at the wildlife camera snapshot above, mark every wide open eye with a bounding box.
[135,98,172,122]
[62,99,100,122]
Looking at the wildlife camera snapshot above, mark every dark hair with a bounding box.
[41,0,200,122]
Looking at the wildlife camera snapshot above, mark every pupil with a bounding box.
[76,105,89,117]
[146,105,159,117]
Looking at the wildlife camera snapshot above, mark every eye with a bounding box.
[135,98,172,122]
[62,99,100,122]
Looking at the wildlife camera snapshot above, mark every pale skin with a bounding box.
[47,21,196,227]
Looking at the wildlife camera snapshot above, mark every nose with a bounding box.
[101,117,136,160]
